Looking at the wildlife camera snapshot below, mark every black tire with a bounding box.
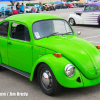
[69,18,75,26]
[37,63,62,96]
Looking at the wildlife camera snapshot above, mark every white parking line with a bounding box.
[74,28,100,31]
[89,41,100,44]
[84,35,100,39]
[93,30,100,31]
[74,28,84,29]
[83,29,92,31]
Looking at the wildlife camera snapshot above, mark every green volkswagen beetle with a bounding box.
[0,13,100,95]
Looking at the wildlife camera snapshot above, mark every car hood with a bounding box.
[35,35,100,79]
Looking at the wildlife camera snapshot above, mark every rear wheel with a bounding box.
[69,18,75,26]
[37,63,62,96]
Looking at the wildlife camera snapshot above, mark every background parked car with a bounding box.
[25,6,33,13]
[33,4,42,12]
[25,6,39,13]
[67,3,74,8]
[55,3,67,9]
[0,6,16,17]
[63,3,67,8]
[43,4,53,11]
[77,3,86,7]
[68,2,100,25]
[0,4,7,17]
[55,3,62,9]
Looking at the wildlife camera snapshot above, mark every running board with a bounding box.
[0,64,31,78]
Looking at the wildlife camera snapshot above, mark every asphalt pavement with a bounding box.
[0,8,100,100]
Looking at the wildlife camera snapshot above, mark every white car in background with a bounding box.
[68,2,100,26]
[24,6,32,13]
[25,6,39,13]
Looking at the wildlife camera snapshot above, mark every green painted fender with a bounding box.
[98,49,100,52]
[30,54,83,88]
[95,46,100,52]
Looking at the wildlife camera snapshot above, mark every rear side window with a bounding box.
[10,23,30,42]
[94,5,99,10]
[0,22,9,37]
[85,5,93,11]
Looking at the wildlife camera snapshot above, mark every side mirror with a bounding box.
[77,31,81,35]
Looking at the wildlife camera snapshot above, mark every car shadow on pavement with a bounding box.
[56,84,100,98]
[1,68,100,99]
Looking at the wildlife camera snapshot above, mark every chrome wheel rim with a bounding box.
[41,69,53,90]
[70,18,74,25]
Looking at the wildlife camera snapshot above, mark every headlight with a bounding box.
[64,64,75,77]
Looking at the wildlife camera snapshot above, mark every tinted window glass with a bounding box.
[0,22,9,37]
[94,5,99,10]
[10,23,30,42]
[85,5,93,11]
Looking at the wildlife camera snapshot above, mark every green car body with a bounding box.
[0,13,100,95]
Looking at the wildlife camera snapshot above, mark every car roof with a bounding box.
[88,2,100,7]
[4,13,62,24]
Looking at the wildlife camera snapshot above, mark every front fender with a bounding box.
[95,45,100,52]
[30,54,83,88]
[68,14,83,24]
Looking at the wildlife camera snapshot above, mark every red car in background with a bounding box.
[67,3,74,8]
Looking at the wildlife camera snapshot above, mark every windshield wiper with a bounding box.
[59,32,73,35]
[64,32,73,34]
[47,32,59,38]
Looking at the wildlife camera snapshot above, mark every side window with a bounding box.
[0,22,9,37]
[85,5,93,11]
[94,5,99,10]
[10,23,30,42]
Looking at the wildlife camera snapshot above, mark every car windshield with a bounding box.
[32,19,73,39]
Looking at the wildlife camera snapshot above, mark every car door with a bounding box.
[0,21,9,65]
[7,22,33,73]
[81,5,94,24]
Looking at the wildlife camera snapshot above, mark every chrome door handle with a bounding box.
[7,42,12,45]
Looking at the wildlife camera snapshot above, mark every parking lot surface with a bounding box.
[0,8,100,100]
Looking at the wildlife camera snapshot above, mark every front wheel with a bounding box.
[69,18,75,26]
[37,63,62,96]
